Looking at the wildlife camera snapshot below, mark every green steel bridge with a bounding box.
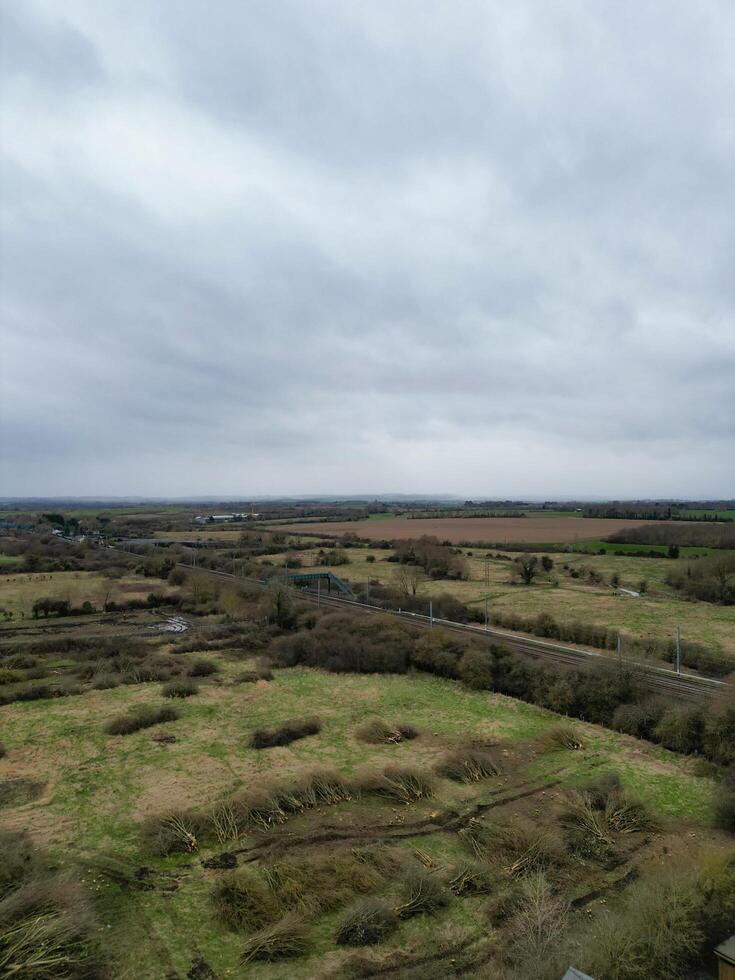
[287,571,355,597]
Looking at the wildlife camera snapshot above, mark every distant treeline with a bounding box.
[585,504,733,522]
[608,523,735,550]
[408,511,527,520]
[666,553,735,606]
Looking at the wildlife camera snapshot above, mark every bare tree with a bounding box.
[395,564,424,597]
[510,872,569,966]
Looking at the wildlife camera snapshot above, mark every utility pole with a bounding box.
[675,625,681,674]
[484,554,490,588]
[484,594,488,631]
[616,633,622,665]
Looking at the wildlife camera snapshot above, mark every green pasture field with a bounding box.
[0,570,175,619]
[675,509,735,521]
[0,645,721,979]
[266,544,735,663]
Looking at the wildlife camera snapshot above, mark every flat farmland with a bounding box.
[272,515,673,544]
[0,571,175,619]
[261,547,735,662]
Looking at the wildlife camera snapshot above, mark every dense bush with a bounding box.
[665,553,735,605]
[609,522,735,549]
[250,717,322,749]
[714,768,735,832]
[0,679,85,706]
[393,536,468,580]
[211,868,280,931]
[582,867,715,979]
[105,705,180,735]
[271,612,414,674]
[162,679,198,698]
[261,850,393,916]
[654,706,705,754]
[186,659,218,677]
[612,702,661,740]
[31,597,70,618]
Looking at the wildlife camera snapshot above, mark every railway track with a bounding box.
[178,561,724,704]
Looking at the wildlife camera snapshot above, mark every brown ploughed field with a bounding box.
[271,516,675,544]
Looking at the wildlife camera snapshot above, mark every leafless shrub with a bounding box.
[509,872,569,965]
[395,868,449,918]
[355,717,418,744]
[209,802,241,844]
[449,861,496,896]
[538,722,585,752]
[335,898,398,946]
[459,816,565,877]
[240,913,309,963]
[436,747,499,782]
[560,774,656,861]
[356,766,435,804]
[140,809,206,855]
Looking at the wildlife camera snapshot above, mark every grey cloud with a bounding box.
[1,0,734,496]
[0,3,102,89]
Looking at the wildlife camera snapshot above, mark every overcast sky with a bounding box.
[1,1,734,499]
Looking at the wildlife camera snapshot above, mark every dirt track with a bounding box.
[271,516,668,544]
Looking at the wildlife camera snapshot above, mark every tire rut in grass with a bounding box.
[236,774,568,862]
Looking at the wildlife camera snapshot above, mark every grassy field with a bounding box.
[677,510,735,521]
[0,643,723,979]
[266,546,735,662]
[0,570,174,619]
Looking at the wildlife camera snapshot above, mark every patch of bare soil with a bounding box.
[272,516,682,544]
[235,770,569,863]
[0,777,46,808]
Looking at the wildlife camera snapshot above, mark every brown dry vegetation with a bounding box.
[271,516,687,544]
